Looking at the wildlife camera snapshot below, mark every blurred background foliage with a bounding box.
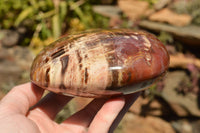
[0,0,110,53]
[1,0,200,51]
[171,0,200,25]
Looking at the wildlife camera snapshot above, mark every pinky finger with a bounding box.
[88,97,125,133]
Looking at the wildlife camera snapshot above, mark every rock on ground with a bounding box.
[120,113,175,133]
[149,8,192,27]
[0,46,34,92]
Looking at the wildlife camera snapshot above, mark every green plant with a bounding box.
[158,31,173,44]
[0,0,29,28]
[0,0,109,52]
[171,0,200,25]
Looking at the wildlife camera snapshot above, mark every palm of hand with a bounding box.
[0,83,139,133]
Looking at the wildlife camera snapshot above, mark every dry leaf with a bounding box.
[149,8,192,26]
[118,0,149,21]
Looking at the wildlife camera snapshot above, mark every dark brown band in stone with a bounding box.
[76,50,82,64]
[59,83,67,90]
[84,67,88,84]
[45,67,50,87]
[51,48,65,59]
[60,55,69,75]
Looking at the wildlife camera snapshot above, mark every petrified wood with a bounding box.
[30,29,169,98]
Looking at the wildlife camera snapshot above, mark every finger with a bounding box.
[60,98,109,128]
[108,92,141,133]
[29,92,73,120]
[0,82,44,115]
[88,97,125,133]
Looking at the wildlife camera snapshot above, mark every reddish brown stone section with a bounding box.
[30,29,169,98]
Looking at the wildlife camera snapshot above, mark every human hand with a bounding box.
[0,82,140,133]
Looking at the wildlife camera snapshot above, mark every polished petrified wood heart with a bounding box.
[30,29,169,98]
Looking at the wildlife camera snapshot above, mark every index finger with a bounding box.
[108,92,141,132]
[0,82,44,115]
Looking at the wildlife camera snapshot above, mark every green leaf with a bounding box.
[14,7,34,26]
[41,22,52,39]
[60,1,68,23]
[35,10,55,20]
[52,13,61,39]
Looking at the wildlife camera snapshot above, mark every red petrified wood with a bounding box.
[30,29,169,98]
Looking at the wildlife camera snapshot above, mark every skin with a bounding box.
[0,82,140,133]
